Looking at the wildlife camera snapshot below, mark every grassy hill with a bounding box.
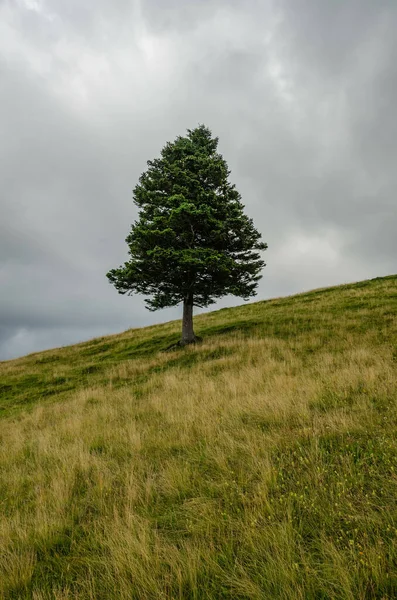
[1,274,396,599]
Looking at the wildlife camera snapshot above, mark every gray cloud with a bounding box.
[1,0,396,360]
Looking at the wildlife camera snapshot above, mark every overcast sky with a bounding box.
[1,0,396,361]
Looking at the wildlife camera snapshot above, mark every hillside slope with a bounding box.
[1,275,397,599]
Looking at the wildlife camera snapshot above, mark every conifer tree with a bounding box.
[107,125,267,345]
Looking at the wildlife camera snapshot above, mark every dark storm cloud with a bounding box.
[1,0,396,360]
[276,0,397,274]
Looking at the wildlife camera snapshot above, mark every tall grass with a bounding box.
[1,275,396,599]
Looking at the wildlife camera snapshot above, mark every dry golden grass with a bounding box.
[0,275,396,598]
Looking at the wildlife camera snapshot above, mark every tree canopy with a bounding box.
[107,124,267,343]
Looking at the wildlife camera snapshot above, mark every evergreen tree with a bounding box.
[107,125,267,345]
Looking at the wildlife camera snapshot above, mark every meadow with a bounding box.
[0,274,396,599]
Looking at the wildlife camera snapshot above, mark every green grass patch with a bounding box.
[0,274,397,599]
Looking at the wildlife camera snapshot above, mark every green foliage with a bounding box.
[107,124,267,310]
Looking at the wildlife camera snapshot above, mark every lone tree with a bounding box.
[107,125,267,345]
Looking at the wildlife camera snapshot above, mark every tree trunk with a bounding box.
[181,293,196,345]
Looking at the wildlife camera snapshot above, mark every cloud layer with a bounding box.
[1,0,396,360]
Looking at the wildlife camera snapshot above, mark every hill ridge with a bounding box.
[2,272,396,365]
[0,273,396,598]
